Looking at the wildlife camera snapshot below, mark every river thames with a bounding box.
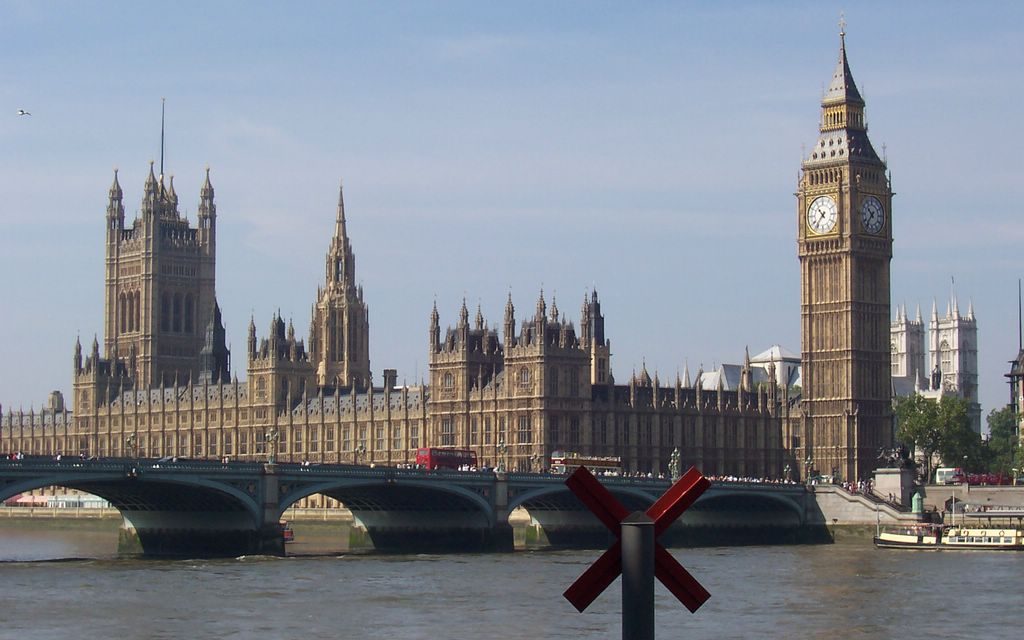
[0,520,1020,639]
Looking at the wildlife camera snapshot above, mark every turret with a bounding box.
[167,175,179,212]
[430,302,440,353]
[106,169,125,235]
[579,293,591,345]
[248,315,257,360]
[534,290,547,341]
[197,167,216,249]
[458,298,470,349]
[142,161,159,219]
[741,346,753,393]
[73,337,82,374]
[503,293,516,347]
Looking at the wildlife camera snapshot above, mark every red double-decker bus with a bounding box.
[415,447,478,470]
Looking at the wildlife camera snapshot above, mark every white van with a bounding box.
[935,467,964,485]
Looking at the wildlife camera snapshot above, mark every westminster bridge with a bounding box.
[0,457,824,556]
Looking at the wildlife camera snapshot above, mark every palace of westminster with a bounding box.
[0,30,983,484]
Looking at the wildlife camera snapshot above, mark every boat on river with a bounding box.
[874,522,1024,550]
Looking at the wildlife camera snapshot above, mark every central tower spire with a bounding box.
[327,181,355,289]
[310,180,370,390]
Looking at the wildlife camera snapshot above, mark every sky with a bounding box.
[1,2,1022,426]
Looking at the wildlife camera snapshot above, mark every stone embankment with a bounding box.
[809,485,921,526]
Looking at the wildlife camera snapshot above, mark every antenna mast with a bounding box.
[1018,278,1022,351]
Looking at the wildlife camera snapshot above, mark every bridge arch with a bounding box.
[1,472,263,525]
[688,489,805,525]
[505,483,660,521]
[277,477,495,525]
[275,473,505,552]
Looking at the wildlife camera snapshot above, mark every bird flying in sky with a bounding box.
[17,109,31,116]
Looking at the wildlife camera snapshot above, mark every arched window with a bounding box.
[134,291,141,332]
[518,367,531,386]
[184,294,194,333]
[161,293,171,332]
[443,372,454,390]
[173,293,182,332]
[126,292,135,332]
[119,294,127,333]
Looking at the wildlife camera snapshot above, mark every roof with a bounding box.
[822,36,864,106]
[750,344,799,363]
[804,129,881,167]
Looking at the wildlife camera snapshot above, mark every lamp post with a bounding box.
[530,452,542,473]
[496,438,508,472]
[804,455,814,484]
[125,432,139,478]
[669,447,681,483]
[354,444,366,466]
[264,427,279,465]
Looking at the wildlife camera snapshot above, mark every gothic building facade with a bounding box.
[426,293,790,475]
[0,166,790,478]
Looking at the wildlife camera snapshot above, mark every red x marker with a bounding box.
[563,466,711,613]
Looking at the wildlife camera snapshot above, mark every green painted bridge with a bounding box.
[0,457,816,556]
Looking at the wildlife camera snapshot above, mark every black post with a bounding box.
[621,511,655,640]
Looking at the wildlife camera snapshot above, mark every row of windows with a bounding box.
[52,424,424,458]
[430,413,747,451]
[118,291,141,334]
[160,292,196,334]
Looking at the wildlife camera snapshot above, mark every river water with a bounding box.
[0,520,1020,639]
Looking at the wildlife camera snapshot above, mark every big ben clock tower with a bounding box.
[797,24,893,483]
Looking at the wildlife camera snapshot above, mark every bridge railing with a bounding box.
[279,464,496,482]
[0,458,129,473]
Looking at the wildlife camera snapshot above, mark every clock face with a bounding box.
[860,196,885,234]
[807,195,837,234]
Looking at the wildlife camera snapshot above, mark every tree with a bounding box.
[895,394,981,480]
[895,394,941,479]
[986,405,1019,474]
[933,396,982,471]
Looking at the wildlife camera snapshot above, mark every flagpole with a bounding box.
[160,98,165,179]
